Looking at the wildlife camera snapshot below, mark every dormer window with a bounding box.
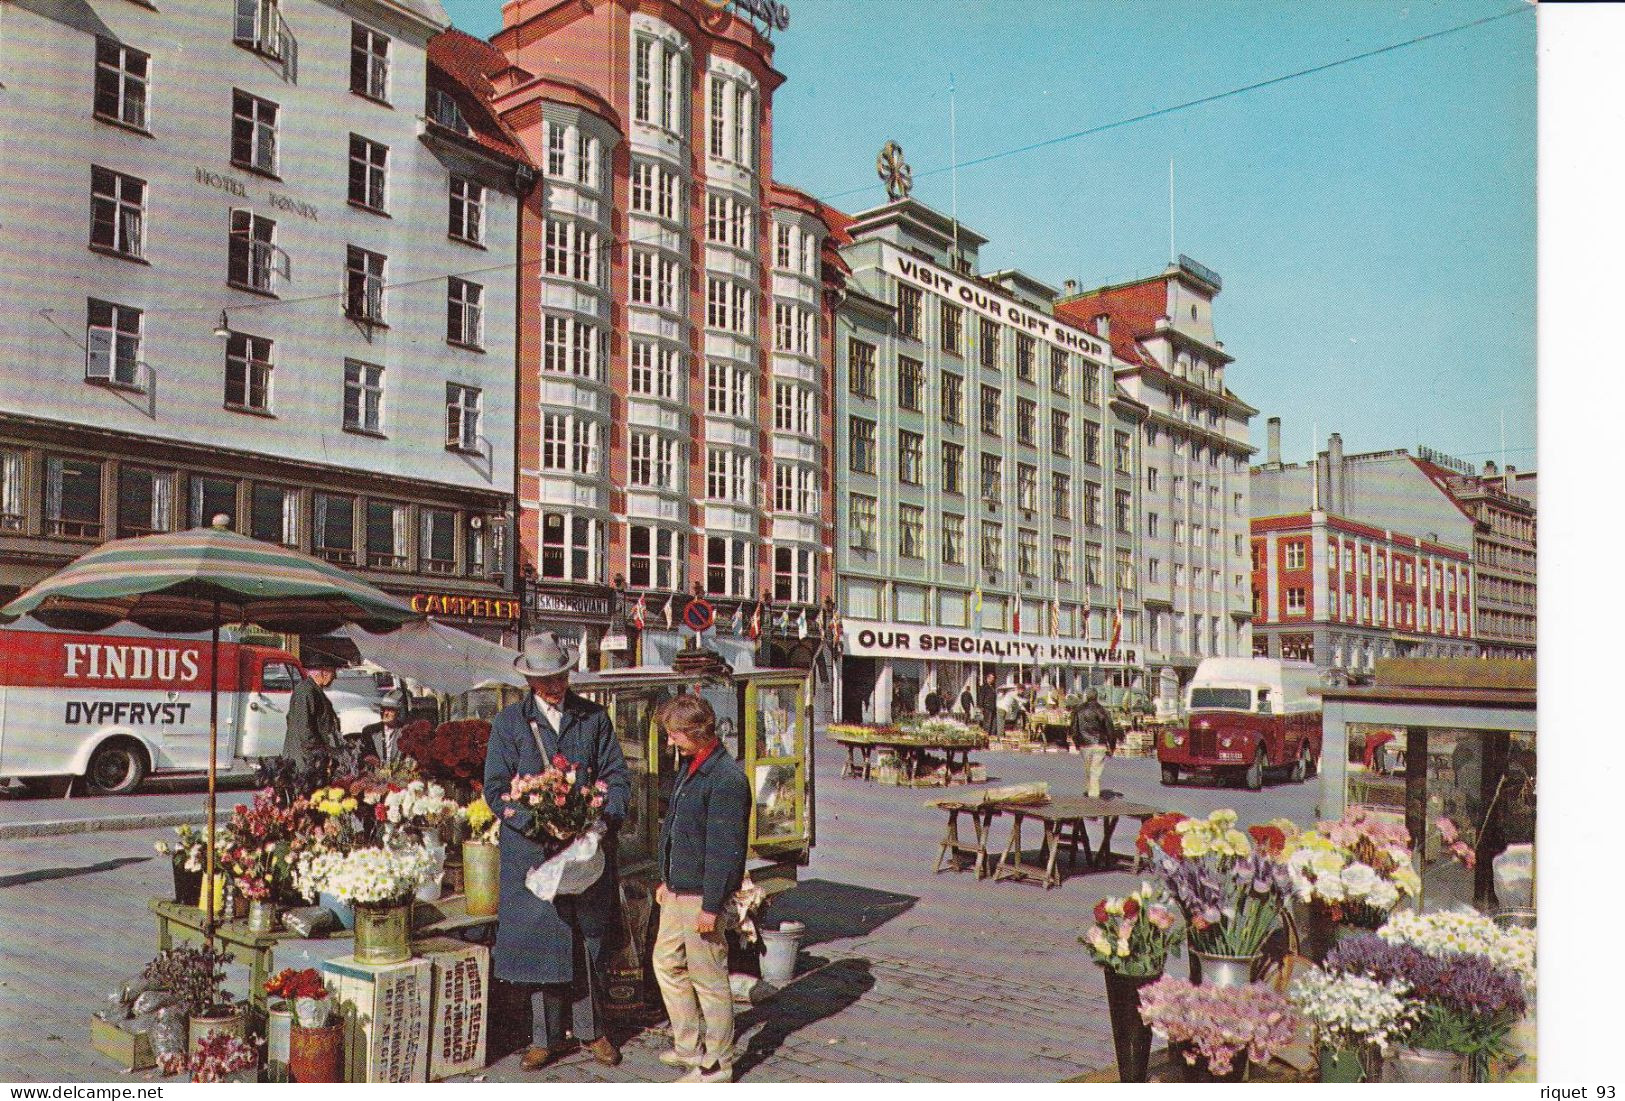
[427,87,468,135]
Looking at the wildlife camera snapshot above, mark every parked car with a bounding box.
[1157,657,1323,790]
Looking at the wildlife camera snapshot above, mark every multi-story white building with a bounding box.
[0,3,530,638]
[1056,258,1257,700]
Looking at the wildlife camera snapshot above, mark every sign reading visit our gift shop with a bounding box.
[843,620,1141,669]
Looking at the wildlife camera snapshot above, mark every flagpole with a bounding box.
[949,73,960,267]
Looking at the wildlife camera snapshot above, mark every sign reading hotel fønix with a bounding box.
[843,620,1141,669]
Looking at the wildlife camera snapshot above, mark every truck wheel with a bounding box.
[1160,764,1180,786]
[1290,745,1310,784]
[84,739,148,796]
[1245,749,1266,791]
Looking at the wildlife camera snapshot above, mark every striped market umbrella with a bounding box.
[0,517,419,946]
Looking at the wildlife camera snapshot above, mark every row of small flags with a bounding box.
[973,589,1123,645]
[629,593,842,643]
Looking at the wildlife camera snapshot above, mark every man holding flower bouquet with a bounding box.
[484,632,630,1071]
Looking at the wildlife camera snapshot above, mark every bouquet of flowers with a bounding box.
[461,797,499,845]
[502,754,607,844]
[293,843,438,906]
[264,967,327,1002]
[142,944,230,1017]
[1080,883,1183,977]
[1137,978,1298,1077]
[188,1031,258,1083]
[1289,965,1419,1056]
[1138,810,1294,958]
[1436,816,1479,868]
[1378,908,1536,993]
[1325,933,1527,1065]
[1285,809,1420,928]
[154,823,210,872]
[381,779,460,832]
[220,789,302,900]
[397,719,491,795]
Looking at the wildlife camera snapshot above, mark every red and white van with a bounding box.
[0,622,304,794]
[1158,657,1323,790]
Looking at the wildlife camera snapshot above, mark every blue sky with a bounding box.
[446,0,1536,469]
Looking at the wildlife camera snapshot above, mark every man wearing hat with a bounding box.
[484,631,630,1070]
[281,650,343,778]
[352,688,409,768]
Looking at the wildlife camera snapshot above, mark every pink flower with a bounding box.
[591,796,604,808]
[1147,904,1175,930]
[503,808,516,818]
[1436,817,1459,844]
[594,780,609,793]
[551,754,569,770]
[554,795,567,807]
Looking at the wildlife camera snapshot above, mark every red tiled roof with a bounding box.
[427,30,532,166]
[1055,277,1170,365]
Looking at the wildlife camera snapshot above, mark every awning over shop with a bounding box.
[336,617,524,695]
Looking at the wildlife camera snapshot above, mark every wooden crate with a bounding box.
[90,1016,156,1072]
[321,954,432,1083]
[414,938,489,1081]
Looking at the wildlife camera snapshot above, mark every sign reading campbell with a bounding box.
[843,620,1141,669]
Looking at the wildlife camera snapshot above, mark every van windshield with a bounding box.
[1190,687,1254,711]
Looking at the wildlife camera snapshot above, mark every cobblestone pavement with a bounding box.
[0,736,1320,1083]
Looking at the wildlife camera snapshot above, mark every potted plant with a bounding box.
[1137,978,1298,1082]
[188,1031,259,1083]
[380,778,460,900]
[294,844,437,964]
[1325,933,1527,1081]
[1283,808,1420,960]
[154,824,209,905]
[459,795,500,917]
[1138,811,1295,985]
[220,789,302,935]
[143,945,240,1053]
[266,967,330,1028]
[1288,965,1418,1081]
[397,718,491,801]
[1080,884,1183,1081]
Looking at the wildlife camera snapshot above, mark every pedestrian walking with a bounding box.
[484,632,630,1071]
[976,672,999,739]
[651,694,751,1083]
[280,650,343,780]
[957,681,976,720]
[1072,689,1118,798]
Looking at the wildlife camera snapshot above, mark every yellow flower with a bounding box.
[1183,835,1210,858]
[1393,866,1421,895]
[1222,830,1253,856]
[1209,809,1238,829]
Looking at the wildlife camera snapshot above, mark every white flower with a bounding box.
[295,844,438,905]
[1378,908,1536,992]
[1339,862,1379,898]
[1289,967,1418,1055]
[1367,879,1400,910]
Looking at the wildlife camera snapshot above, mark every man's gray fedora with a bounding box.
[513,630,578,678]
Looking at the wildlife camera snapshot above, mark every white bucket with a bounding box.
[759,920,805,986]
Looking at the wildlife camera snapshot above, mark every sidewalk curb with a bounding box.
[0,810,206,841]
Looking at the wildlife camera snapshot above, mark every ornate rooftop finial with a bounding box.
[877,140,912,201]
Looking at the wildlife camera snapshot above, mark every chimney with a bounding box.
[1483,459,1499,478]
[1504,464,1516,493]
[1313,451,1328,512]
[1327,433,1345,514]
[1266,417,1282,465]
[1063,279,1078,296]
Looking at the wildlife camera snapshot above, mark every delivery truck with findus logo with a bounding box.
[0,621,305,794]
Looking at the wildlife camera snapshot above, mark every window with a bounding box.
[633,35,689,135]
[704,192,752,248]
[1115,489,1132,534]
[575,129,599,187]
[350,24,389,102]
[773,303,813,356]
[348,134,388,211]
[1148,558,1161,584]
[540,511,604,583]
[1053,536,1073,583]
[849,417,877,474]
[85,299,142,388]
[1146,513,1159,539]
[1116,548,1135,590]
[542,315,606,379]
[224,331,272,412]
[1114,430,1132,473]
[231,90,279,174]
[446,278,483,348]
[980,385,1001,435]
[1286,587,1306,614]
[704,277,752,334]
[705,362,752,419]
[1015,334,1035,381]
[630,248,674,306]
[1084,482,1102,527]
[445,383,481,451]
[898,285,922,339]
[630,525,685,590]
[1085,543,1103,586]
[898,504,924,559]
[1052,472,1071,520]
[116,466,171,537]
[1082,421,1100,464]
[364,500,408,569]
[773,383,814,435]
[980,454,1002,501]
[250,484,297,546]
[941,372,963,424]
[898,356,925,411]
[629,431,678,490]
[90,166,145,259]
[1284,542,1305,570]
[1173,520,1185,545]
[978,317,999,370]
[1016,464,1037,511]
[539,413,602,474]
[44,457,103,538]
[182,476,235,530]
[1083,363,1101,405]
[427,87,468,134]
[345,246,386,323]
[898,430,924,485]
[1172,475,1185,502]
[942,513,965,565]
[849,493,878,550]
[980,521,1004,571]
[228,209,281,292]
[773,464,818,515]
[1050,348,1069,394]
[941,302,963,354]
[773,546,816,604]
[1,451,24,532]
[631,161,681,221]
[848,339,876,398]
[1018,528,1038,577]
[706,536,751,597]
[775,223,792,268]
[1146,467,1159,492]
[1052,411,1071,457]
[412,507,456,574]
[94,39,149,130]
[705,448,753,503]
[1015,398,1036,447]
[343,359,383,433]
[941,442,964,495]
[449,177,484,244]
